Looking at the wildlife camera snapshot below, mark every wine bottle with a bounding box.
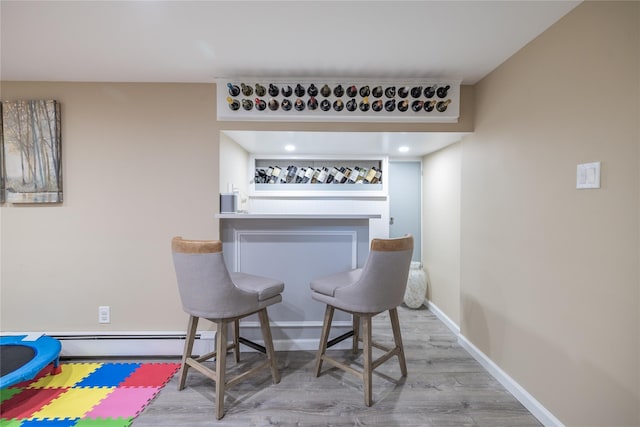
[333,99,344,111]
[398,99,409,112]
[326,167,337,183]
[241,83,253,96]
[341,167,352,183]
[227,83,240,96]
[255,84,266,97]
[348,167,360,183]
[384,99,396,111]
[281,99,292,111]
[364,167,377,183]
[424,100,436,112]
[333,168,345,184]
[372,86,383,98]
[242,99,253,110]
[398,86,409,98]
[271,166,281,183]
[226,96,240,111]
[333,84,344,97]
[320,99,331,111]
[320,84,331,97]
[307,96,318,110]
[436,99,451,112]
[359,96,370,112]
[268,98,279,111]
[308,84,318,96]
[346,85,357,97]
[286,165,298,183]
[266,165,274,178]
[411,100,424,112]
[437,85,450,98]
[278,166,288,183]
[346,98,357,111]
[294,98,305,111]
[410,86,423,98]
[311,168,321,183]
[259,168,268,183]
[356,167,366,183]
[372,99,383,112]
[303,167,314,183]
[296,167,306,183]
[295,84,305,97]
[268,83,280,97]
[384,86,396,98]
[372,167,382,184]
[317,167,328,183]
[359,85,370,97]
[255,98,266,111]
[282,85,292,97]
[424,85,436,98]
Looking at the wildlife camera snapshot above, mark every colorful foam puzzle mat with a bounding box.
[0,362,180,426]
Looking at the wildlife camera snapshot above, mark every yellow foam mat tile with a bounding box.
[29,387,115,419]
[29,363,103,388]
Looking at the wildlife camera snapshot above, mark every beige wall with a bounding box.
[0,83,220,331]
[459,2,639,426]
[219,133,249,211]
[0,82,474,333]
[422,142,461,325]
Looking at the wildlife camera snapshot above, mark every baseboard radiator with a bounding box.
[49,331,216,358]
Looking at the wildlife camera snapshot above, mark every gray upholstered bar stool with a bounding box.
[171,236,284,420]
[309,235,413,406]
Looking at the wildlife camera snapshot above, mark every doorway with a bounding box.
[389,160,421,262]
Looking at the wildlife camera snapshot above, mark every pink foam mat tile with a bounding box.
[118,363,179,387]
[83,387,161,419]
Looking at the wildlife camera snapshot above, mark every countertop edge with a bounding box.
[216,213,382,219]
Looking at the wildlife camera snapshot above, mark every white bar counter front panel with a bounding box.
[218,214,379,350]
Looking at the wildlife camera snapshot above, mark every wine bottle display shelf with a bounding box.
[217,79,459,123]
[255,164,382,185]
[251,157,387,197]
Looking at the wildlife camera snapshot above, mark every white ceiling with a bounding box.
[0,0,580,156]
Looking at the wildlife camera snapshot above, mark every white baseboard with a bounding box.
[424,299,460,335]
[425,300,563,427]
[5,323,352,357]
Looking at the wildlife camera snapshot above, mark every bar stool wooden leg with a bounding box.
[233,319,240,363]
[178,315,198,391]
[362,314,373,407]
[315,305,334,376]
[258,308,280,384]
[352,314,360,354]
[389,308,407,376]
[215,320,227,420]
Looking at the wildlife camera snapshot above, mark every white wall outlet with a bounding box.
[98,306,111,323]
[577,162,601,189]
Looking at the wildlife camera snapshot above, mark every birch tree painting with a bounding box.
[1,100,62,203]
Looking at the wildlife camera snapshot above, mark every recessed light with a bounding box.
[285,144,295,151]
[398,146,409,152]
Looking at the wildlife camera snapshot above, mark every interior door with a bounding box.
[389,161,421,262]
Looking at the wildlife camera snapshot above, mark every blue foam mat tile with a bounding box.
[75,364,141,388]
[16,418,79,426]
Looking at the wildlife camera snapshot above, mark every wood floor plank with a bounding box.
[124,306,543,426]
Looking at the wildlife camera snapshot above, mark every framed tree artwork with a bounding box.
[1,100,62,203]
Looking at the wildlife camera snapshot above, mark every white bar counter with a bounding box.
[217,212,381,350]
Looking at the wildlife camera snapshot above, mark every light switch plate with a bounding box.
[576,162,600,189]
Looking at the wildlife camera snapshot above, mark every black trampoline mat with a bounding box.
[1,345,36,377]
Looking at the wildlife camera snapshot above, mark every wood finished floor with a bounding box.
[130,306,542,426]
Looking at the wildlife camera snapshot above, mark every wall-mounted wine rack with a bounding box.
[216,78,460,123]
